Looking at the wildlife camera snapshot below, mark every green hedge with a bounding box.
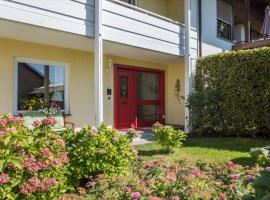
[188,47,270,137]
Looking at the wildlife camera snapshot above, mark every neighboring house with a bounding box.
[0,0,268,130]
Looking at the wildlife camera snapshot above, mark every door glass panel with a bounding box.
[120,76,128,97]
[137,105,159,121]
[137,72,159,100]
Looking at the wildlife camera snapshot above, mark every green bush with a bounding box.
[152,123,186,152]
[0,114,69,200]
[63,124,137,186]
[188,47,270,137]
[250,145,270,166]
[253,168,270,200]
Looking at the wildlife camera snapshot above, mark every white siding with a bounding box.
[102,0,185,56]
[0,0,95,37]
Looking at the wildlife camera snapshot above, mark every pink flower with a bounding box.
[86,181,96,188]
[57,139,65,147]
[226,161,236,168]
[21,155,41,173]
[131,192,141,200]
[33,120,42,128]
[166,172,176,182]
[143,189,151,195]
[36,161,49,170]
[218,193,226,199]
[143,163,151,169]
[91,126,98,134]
[228,174,238,180]
[59,152,69,163]
[163,163,170,169]
[51,158,61,166]
[20,177,40,196]
[172,196,180,200]
[0,173,10,185]
[139,180,145,185]
[0,118,7,127]
[7,116,22,124]
[124,185,131,193]
[245,174,255,180]
[145,179,155,185]
[38,178,57,192]
[39,148,52,158]
[41,117,56,126]
[265,166,270,171]
[191,170,201,177]
[5,127,16,133]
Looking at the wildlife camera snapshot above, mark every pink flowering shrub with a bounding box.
[85,158,259,200]
[62,123,137,186]
[0,114,69,200]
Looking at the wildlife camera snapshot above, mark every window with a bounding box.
[217,0,233,40]
[15,60,67,112]
[119,0,136,5]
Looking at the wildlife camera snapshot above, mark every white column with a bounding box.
[184,0,191,133]
[94,0,104,126]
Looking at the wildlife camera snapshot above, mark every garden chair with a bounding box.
[20,111,75,131]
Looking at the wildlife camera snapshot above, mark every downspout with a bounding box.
[198,0,202,57]
[184,0,191,133]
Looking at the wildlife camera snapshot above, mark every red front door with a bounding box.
[115,66,165,129]
[116,69,135,129]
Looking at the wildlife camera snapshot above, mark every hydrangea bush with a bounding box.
[63,124,137,186]
[0,114,70,200]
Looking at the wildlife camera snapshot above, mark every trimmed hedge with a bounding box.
[188,47,270,137]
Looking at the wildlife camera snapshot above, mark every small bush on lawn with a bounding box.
[63,124,137,186]
[85,158,258,200]
[250,145,270,167]
[152,123,186,152]
[0,114,69,200]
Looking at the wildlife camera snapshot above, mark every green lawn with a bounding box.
[136,137,270,166]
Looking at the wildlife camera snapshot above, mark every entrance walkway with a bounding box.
[118,128,154,145]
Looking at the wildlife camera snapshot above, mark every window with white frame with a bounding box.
[16,60,67,112]
[217,0,233,40]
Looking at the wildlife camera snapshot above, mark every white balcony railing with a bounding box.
[102,0,186,56]
[0,0,95,37]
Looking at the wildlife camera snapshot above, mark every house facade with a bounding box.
[0,0,267,130]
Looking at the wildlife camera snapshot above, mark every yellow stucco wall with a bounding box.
[103,55,185,126]
[0,38,94,127]
[167,62,185,125]
[137,0,184,23]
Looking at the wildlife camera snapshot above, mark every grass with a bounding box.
[136,137,270,166]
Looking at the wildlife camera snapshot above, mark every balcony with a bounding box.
[232,39,270,50]
[0,0,95,37]
[102,0,186,57]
